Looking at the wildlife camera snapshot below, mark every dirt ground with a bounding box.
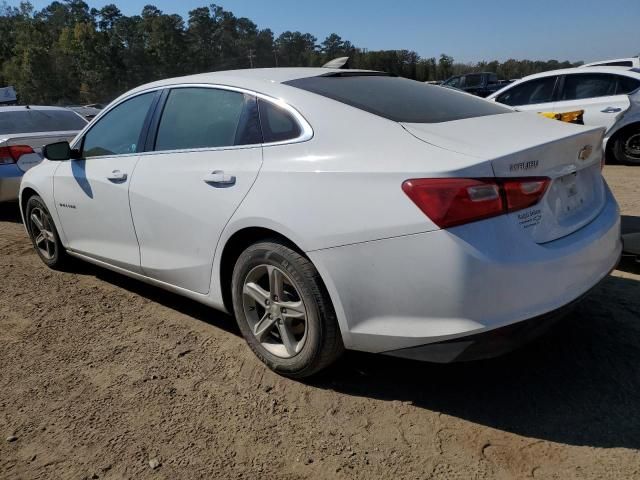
[1,166,639,480]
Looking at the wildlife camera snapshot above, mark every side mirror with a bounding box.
[43,141,81,161]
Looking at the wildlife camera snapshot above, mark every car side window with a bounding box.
[496,77,557,106]
[258,99,302,143]
[465,74,483,87]
[560,74,617,101]
[617,75,640,94]
[154,87,260,151]
[82,93,155,158]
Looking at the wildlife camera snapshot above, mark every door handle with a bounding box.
[203,170,236,187]
[107,170,127,182]
[601,107,622,113]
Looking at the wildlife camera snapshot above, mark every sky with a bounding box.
[16,0,640,64]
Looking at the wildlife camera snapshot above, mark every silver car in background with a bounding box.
[0,105,87,202]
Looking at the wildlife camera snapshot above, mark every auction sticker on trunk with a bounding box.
[518,208,542,229]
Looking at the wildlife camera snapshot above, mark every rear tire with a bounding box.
[25,195,69,269]
[231,240,344,378]
[613,127,640,165]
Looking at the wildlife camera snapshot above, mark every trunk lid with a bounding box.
[0,130,79,172]
[402,112,607,243]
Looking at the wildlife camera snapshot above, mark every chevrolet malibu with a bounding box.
[20,68,622,377]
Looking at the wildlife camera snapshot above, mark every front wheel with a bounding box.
[613,127,640,165]
[231,240,344,378]
[25,195,69,269]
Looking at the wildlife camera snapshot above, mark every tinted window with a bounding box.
[592,61,633,67]
[258,99,302,143]
[155,88,258,151]
[561,74,617,100]
[83,93,154,158]
[284,74,510,123]
[496,76,557,106]
[464,74,483,87]
[0,109,86,135]
[617,75,640,94]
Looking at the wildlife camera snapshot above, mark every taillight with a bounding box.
[402,177,550,229]
[0,145,34,165]
[502,177,550,212]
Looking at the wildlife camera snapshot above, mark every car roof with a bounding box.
[122,68,382,101]
[486,66,640,99]
[518,66,640,80]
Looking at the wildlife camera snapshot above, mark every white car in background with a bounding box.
[487,67,640,164]
[19,69,621,377]
[0,106,87,202]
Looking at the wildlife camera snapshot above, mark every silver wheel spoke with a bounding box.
[277,321,297,356]
[267,265,285,300]
[254,313,277,341]
[243,282,269,307]
[30,213,44,231]
[242,263,308,359]
[280,300,305,320]
[35,233,45,246]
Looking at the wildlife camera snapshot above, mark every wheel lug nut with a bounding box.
[265,299,270,305]
[274,295,278,301]
[281,308,287,313]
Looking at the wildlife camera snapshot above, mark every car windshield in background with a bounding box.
[0,109,86,135]
[284,74,511,123]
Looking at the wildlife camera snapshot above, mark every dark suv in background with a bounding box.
[442,72,511,97]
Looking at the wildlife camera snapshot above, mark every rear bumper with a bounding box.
[383,284,599,363]
[310,183,622,354]
[0,164,22,202]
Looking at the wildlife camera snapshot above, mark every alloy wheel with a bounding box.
[624,132,640,161]
[29,207,56,260]
[242,264,308,358]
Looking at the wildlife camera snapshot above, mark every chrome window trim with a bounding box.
[73,83,314,154]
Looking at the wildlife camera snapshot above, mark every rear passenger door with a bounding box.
[128,86,263,294]
[553,73,635,130]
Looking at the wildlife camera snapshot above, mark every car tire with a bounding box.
[25,195,69,269]
[613,126,640,165]
[231,240,344,378]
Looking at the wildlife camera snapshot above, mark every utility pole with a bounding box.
[248,49,255,68]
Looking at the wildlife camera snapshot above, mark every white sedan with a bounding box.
[20,68,621,377]
[487,67,640,164]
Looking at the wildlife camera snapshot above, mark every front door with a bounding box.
[53,92,157,272]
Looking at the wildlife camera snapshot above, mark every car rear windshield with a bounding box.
[283,74,511,123]
[0,109,87,135]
